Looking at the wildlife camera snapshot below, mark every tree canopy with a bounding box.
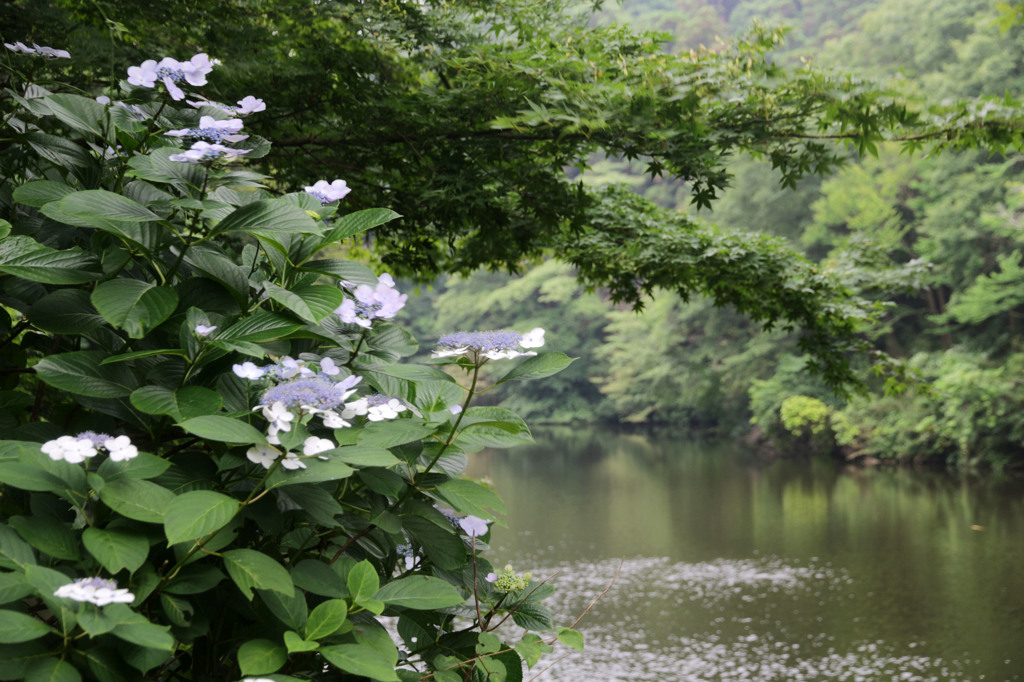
[5,0,1024,390]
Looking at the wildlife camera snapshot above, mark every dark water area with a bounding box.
[466,428,1024,681]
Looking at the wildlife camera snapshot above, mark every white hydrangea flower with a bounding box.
[246,444,280,469]
[233,361,265,380]
[260,401,295,432]
[41,436,97,463]
[54,578,134,606]
[304,179,351,204]
[302,437,335,459]
[320,410,351,429]
[280,452,307,470]
[367,398,407,422]
[103,435,138,462]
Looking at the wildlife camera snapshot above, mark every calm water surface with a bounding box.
[466,428,1024,681]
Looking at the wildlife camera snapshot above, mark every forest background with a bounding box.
[404,0,1024,470]
[5,0,1024,470]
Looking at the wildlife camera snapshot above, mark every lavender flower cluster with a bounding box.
[433,328,545,360]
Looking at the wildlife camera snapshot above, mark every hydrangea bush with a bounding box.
[0,46,579,681]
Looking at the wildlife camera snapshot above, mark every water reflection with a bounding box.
[468,428,1024,680]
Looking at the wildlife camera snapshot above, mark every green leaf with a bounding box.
[347,561,379,604]
[0,642,49,680]
[24,655,81,682]
[555,627,584,652]
[301,258,379,285]
[265,457,353,489]
[130,385,223,421]
[258,588,308,631]
[0,610,52,643]
[82,527,149,574]
[283,630,319,653]
[12,180,77,208]
[0,573,33,605]
[9,516,79,561]
[49,189,160,224]
[0,442,87,498]
[45,93,107,138]
[476,632,501,655]
[401,516,465,570]
[104,605,174,651]
[97,477,175,523]
[320,644,400,681]
[291,283,346,320]
[237,638,287,675]
[212,199,323,238]
[76,610,117,637]
[494,352,576,384]
[222,549,295,600]
[90,280,178,339]
[220,310,304,343]
[163,491,239,545]
[27,290,106,334]
[357,421,437,449]
[23,566,76,635]
[0,236,102,284]
[304,599,348,640]
[454,407,533,451]
[177,415,266,444]
[332,445,400,467]
[433,479,506,519]
[509,602,554,632]
[34,351,137,398]
[320,208,401,244]
[263,282,317,323]
[100,349,189,364]
[291,560,348,599]
[373,576,465,610]
[162,564,225,595]
[96,452,170,481]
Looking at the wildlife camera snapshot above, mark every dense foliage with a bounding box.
[0,48,580,681]
[400,0,1024,468]
[8,0,1024,392]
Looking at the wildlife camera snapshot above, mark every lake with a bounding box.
[465,427,1024,681]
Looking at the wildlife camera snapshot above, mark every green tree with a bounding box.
[8,0,1024,390]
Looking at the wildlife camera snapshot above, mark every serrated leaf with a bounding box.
[433,479,505,519]
[26,289,105,334]
[82,527,149,574]
[320,208,400,244]
[212,199,322,238]
[9,516,79,561]
[45,93,107,137]
[0,236,102,284]
[90,280,178,339]
[220,310,304,342]
[97,477,175,523]
[34,351,137,398]
[177,415,266,444]
[12,180,77,208]
[130,386,223,421]
[509,602,554,632]
[163,490,239,545]
[494,352,575,384]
